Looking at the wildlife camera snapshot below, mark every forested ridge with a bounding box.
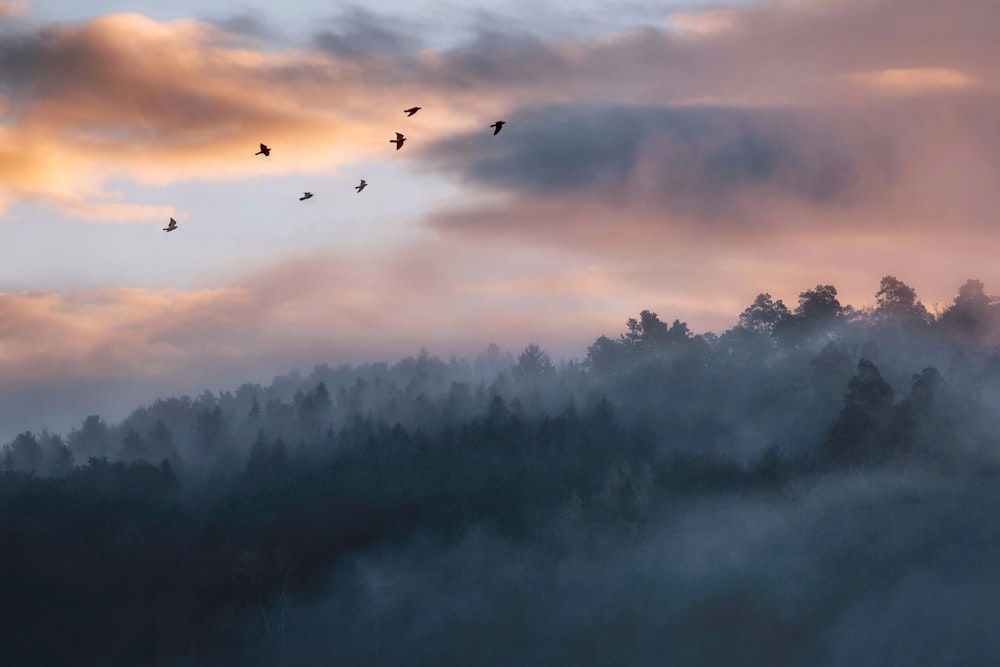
[5,275,1000,666]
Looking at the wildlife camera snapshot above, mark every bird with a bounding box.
[163,218,178,232]
[490,121,506,135]
[390,132,406,150]
[300,192,313,201]
[355,179,367,193]
[255,143,271,156]
[403,106,421,117]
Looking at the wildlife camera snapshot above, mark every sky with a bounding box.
[1,0,998,437]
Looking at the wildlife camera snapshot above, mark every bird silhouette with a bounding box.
[300,192,313,201]
[356,179,367,193]
[255,143,271,156]
[404,106,421,117]
[490,121,506,135]
[163,218,178,232]
[390,132,406,150]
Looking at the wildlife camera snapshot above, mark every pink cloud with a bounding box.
[0,0,995,222]
[0,244,640,390]
[0,0,28,18]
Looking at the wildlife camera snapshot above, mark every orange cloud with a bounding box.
[0,244,631,388]
[668,10,738,36]
[2,0,997,223]
[0,13,490,221]
[0,0,28,18]
[9,228,996,394]
[844,68,975,95]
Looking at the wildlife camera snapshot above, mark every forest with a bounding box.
[4,275,1000,666]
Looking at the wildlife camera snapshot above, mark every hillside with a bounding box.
[3,275,1000,665]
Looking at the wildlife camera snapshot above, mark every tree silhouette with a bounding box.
[68,415,109,460]
[38,430,73,476]
[515,343,554,378]
[738,293,790,333]
[825,359,896,465]
[586,335,624,373]
[148,419,180,468]
[196,405,225,456]
[774,284,843,345]
[795,284,843,322]
[119,429,149,462]
[875,275,930,325]
[940,279,997,343]
[2,431,43,472]
[299,382,333,422]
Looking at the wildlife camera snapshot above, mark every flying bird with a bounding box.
[490,121,506,135]
[403,106,421,117]
[163,218,178,232]
[255,143,271,156]
[355,179,367,193]
[300,192,313,201]
[390,132,406,150]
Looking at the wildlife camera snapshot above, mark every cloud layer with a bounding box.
[1,0,995,221]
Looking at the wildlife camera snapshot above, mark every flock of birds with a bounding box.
[161,107,507,232]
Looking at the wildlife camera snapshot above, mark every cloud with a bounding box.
[1,0,995,223]
[313,7,423,59]
[0,13,450,222]
[208,10,273,41]
[843,67,975,95]
[406,0,1000,276]
[420,104,896,221]
[414,92,1000,328]
[49,198,178,223]
[0,242,635,388]
[0,0,29,19]
[668,9,738,36]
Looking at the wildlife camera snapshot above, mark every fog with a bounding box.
[4,274,1000,665]
[271,470,1000,666]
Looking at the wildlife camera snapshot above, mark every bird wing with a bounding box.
[396,132,405,140]
[260,143,267,151]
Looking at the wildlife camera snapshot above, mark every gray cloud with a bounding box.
[0,25,96,98]
[208,10,274,41]
[420,104,896,218]
[313,7,424,60]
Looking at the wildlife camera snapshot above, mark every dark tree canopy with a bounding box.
[941,278,998,341]
[825,358,896,464]
[738,293,791,333]
[875,275,930,325]
[795,284,843,322]
[515,343,555,377]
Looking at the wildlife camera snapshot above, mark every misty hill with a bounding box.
[4,275,1000,666]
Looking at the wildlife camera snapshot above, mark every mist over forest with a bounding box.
[6,275,1000,666]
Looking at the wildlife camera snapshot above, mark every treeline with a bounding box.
[7,275,1000,476]
[3,275,1000,664]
